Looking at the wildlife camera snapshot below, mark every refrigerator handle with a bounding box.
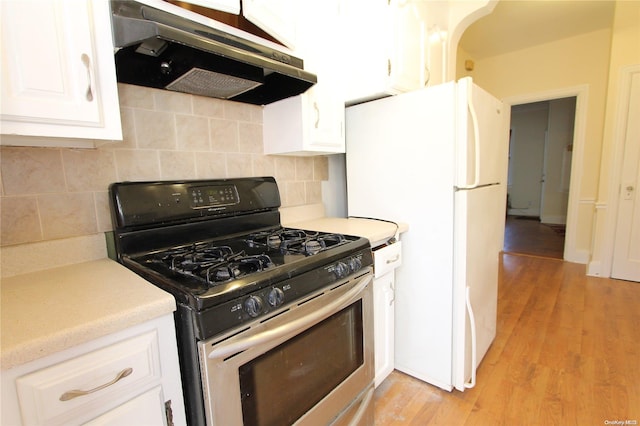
[456,83,481,190]
[464,285,477,389]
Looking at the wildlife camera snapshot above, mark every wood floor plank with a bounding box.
[374,253,640,425]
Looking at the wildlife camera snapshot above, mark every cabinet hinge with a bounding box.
[165,400,174,426]
[388,59,392,76]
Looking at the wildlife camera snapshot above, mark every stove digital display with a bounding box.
[189,184,239,208]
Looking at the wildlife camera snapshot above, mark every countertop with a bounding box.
[286,217,408,248]
[281,204,408,247]
[1,258,176,370]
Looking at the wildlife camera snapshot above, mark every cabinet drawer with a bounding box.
[16,331,161,425]
[373,241,402,278]
[83,386,166,425]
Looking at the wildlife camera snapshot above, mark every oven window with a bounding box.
[239,300,364,426]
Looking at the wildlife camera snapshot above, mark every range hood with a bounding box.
[110,1,317,105]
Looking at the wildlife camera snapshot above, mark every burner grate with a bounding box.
[204,254,273,284]
[245,229,346,256]
[151,243,274,286]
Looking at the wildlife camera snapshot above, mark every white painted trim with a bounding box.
[597,64,640,277]
[540,215,566,225]
[503,85,589,263]
[447,1,498,81]
[587,260,602,276]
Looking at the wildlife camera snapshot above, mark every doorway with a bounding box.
[503,97,576,259]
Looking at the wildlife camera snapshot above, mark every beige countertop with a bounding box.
[1,258,176,370]
[284,215,408,247]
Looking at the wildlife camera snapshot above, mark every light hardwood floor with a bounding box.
[373,253,640,425]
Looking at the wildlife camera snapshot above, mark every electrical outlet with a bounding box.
[622,183,635,200]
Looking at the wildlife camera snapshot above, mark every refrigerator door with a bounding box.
[452,183,504,391]
[456,77,508,188]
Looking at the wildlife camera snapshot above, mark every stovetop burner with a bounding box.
[141,228,350,289]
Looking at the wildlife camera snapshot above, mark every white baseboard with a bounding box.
[540,215,567,225]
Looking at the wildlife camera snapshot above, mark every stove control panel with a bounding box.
[328,253,366,279]
[189,184,239,209]
[197,248,374,338]
[110,177,280,228]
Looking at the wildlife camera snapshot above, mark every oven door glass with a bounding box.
[239,301,363,426]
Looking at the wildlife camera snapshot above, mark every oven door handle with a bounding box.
[208,274,373,360]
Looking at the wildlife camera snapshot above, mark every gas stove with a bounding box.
[109,177,374,426]
[110,176,372,332]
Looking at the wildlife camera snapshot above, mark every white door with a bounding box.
[612,68,640,282]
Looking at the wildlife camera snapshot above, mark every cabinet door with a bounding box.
[243,0,298,49]
[0,0,122,143]
[374,272,395,388]
[299,0,344,153]
[389,1,425,92]
[303,85,344,153]
[262,0,345,155]
[342,0,425,104]
[341,0,390,104]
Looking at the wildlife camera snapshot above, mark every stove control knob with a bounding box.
[267,287,285,307]
[334,261,349,279]
[347,257,362,273]
[244,295,264,318]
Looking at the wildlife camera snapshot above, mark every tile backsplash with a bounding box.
[0,84,328,247]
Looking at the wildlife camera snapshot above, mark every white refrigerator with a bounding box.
[345,77,509,391]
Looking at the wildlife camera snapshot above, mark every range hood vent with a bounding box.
[110,1,317,105]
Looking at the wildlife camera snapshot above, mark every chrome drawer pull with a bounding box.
[59,367,133,401]
[385,255,400,264]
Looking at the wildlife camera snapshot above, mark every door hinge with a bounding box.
[165,400,174,426]
[387,59,392,76]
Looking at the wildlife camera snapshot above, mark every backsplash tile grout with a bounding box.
[0,84,328,247]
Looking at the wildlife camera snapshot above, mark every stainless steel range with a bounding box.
[109,177,374,426]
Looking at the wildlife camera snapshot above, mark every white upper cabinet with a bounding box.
[342,0,426,105]
[243,0,298,49]
[262,0,345,155]
[0,0,122,146]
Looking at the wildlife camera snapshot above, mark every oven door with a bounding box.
[198,269,374,426]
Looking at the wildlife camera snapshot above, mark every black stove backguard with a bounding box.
[108,177,373,426]
[111,176,281,237]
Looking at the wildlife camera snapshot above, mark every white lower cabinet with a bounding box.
[1,315,186,426]
[83,386,167,426]
[373,241,402,387]
[373,269,396,388]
